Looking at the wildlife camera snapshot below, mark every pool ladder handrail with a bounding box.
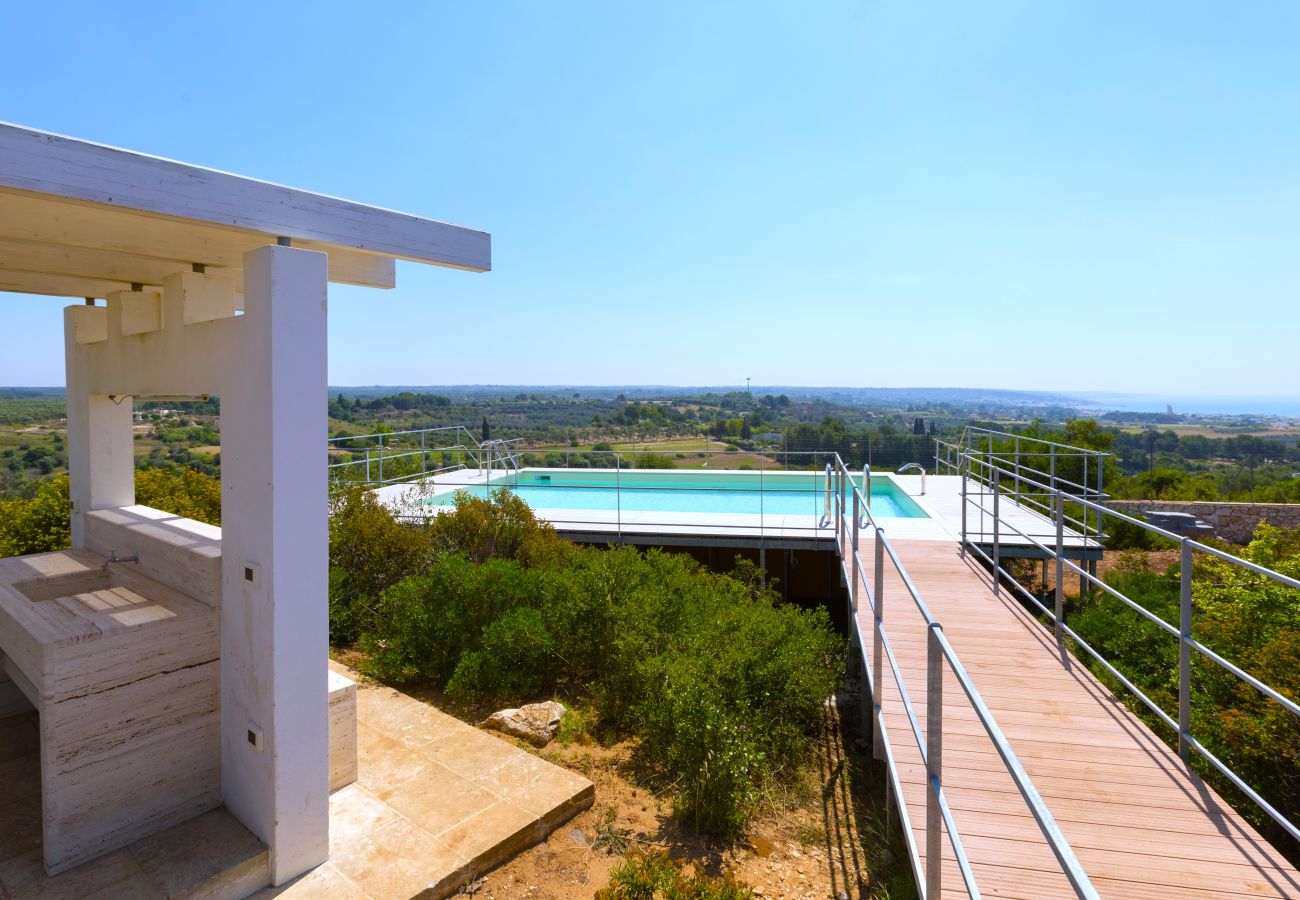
[898,462,927,495]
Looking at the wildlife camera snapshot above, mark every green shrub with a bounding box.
[425,487,566,566]
[135,467,222,525]
[596,850,752,899]
[446,606,556,705]
[360,555,543,684]
[328,486,434,644]
[351,491,843,836]
[0,475,72,556]
[633,452,675,469]
[0,468,223,559]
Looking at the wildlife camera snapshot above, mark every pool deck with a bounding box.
[374,468,1092,551]
[377,468,967,543]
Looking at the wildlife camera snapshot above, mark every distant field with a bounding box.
[610,437,731,452]
[1113,424,1300,438]
[0,398,65,425]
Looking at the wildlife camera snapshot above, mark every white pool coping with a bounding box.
[372,467,961,543]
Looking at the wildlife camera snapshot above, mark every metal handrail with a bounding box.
[834,454,1098,899]
[956,452,1300,846]
[328,425,489,486]
[898,462,927,494]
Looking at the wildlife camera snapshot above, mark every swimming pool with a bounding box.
[416,469,928,519]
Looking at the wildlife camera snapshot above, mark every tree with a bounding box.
[481,416,491,442]
[913,417,926,435]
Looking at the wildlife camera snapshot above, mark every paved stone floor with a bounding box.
[0,664,593,899]
[256,662,594,899]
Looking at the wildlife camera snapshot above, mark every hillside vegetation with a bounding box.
[329,487,844,836]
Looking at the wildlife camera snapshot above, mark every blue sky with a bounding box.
[2,1,1297,395]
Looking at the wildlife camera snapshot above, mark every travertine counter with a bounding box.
[0,543,220,874]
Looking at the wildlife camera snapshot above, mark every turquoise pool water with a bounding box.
[418,470,928,518]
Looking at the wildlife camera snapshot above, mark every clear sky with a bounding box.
[2,1,1297,395]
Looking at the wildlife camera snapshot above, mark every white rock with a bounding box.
[479,700,566,747]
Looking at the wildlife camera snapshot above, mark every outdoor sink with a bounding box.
[12,567,151,608]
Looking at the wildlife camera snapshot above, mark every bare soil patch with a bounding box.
[458,696,908,900]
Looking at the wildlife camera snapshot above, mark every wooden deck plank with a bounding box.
[844,531,1299,898]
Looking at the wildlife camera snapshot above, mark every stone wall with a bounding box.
[1105,500,1300,544]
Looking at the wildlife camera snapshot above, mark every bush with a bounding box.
[0,475,72,556]
[135,467,222,525]
[446,606,556,705]
[633,452,675,469]
[596,850,752,899]
[328,486,434,644]
[425,487,567,566]
[0,468,223,558]
[353,492,844,836]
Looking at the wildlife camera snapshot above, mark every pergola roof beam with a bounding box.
[0,122,490,276]
[0,188,395,289]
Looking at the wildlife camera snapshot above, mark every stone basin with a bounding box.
[9,562,177,632]
[13,567,152,607]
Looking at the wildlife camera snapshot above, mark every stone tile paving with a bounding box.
[0,662,592,900]
[256,661,594,899]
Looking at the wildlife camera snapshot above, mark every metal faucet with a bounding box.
[897,463,927,495]
[101,549,140,572]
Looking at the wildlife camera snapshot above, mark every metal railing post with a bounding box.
[1082,454,1090,543]
[378,434,384,485]
[960,456,968,556]
[863,464,871,523]
[365,447,372,483]
[992,477,1001,598]
[851,488,860,614]
[1096,458,1106,550]
[1179,539,1193,761]
[926,623,944,900]
[872,528,885,761]
[1014,435,1022,506]
[1055,490,1065,642]
[835,463,843,543]
[823,463,832,526]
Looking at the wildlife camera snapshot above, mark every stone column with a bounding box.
[219,244,330,884]
[63,305,134,549]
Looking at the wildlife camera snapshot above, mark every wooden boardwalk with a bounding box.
[844,534,1300,899]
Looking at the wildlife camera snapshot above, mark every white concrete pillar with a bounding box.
[219,245,330,884]
[63,306,134,549]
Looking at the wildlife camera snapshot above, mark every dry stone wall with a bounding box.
[1105,500,1300,545]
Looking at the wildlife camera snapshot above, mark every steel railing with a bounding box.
[329,425,512,486]
[384,449,851,544]
[829,455,1099,899]
[935,427,1110,546]
[952,453,1300,850]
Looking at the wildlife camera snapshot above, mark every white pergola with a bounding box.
[0,122,489,884]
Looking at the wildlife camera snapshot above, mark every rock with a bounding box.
[480,700,566,747]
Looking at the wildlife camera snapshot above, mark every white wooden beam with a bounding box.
[0,190,395,289]
[0,123,490,273]
[0,269,134,299]
[0,237,235,286]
